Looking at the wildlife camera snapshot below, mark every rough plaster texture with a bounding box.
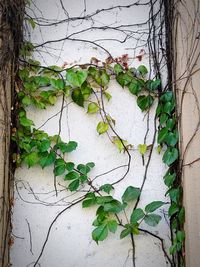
[11,1,171,267]
[174,1,200,266]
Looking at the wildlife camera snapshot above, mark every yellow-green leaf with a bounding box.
[96,122,109,135]
[113,138,128,153]
[87,103,99,114]
[138,144,147,155]
[49,95,57,105]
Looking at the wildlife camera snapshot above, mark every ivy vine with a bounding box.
[12,37,185,266]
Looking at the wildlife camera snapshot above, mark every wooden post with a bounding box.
[0,1,24,265]
[0,25,12,267]
[173,1,200,266]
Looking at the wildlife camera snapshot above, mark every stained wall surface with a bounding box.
[11,1,171,267]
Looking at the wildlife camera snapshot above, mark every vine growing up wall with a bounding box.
[11,1,185,267]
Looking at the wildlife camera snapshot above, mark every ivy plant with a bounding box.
[13,41,184,265]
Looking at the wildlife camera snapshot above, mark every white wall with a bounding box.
[11,1,171,266]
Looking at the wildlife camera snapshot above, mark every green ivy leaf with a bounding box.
[50,135,61,144]
[114,64,123,75]
[82,192,96,208]
[81,84,92,100]
[38,140,51,152]
[104,200,125,213]
[34,130,48,140]
[160,92,173,102]
[40,90,52,100]
[27,18,36,29]
[176,242,182,252]
[122,186,140,203]
[96,215,106,226]
[163,147,179,166]
[165,130,179,147]
[169,244,177,255]
[64,171,79,180]
[96,196,114,205]
[138,144,147,155]
[88,66,98,76]
[171,218,178,230]
[156,103,162,116]
[137,65,148,76]
[145,201,165,213]
[178,207,185,224]
[92,224,108,243]
[160,113,168,124]
[86,162,95,169]
[39,151,56,168]
[100,184,114,194]
[87,103,99,114]
[18,109,26,118]
[66,69,88,87]
[163,101,175,114]
[144,214,162,227]
[168,202,179,217]
[22,96,32,106]
[65,141,78,153]
[80,175,88,183]
[65,162,75,171]
[24,152,39,168]
[128,80,141,95]
[116,73,126,87]
[71,88,84,107]
[54,159,66,176]
[96,121,109,135]
[68,179,80,191]
[104,91,112,101]
[107,220,118,233]
[50,78,65,90]
[157,127,168,144]
[116,73,132,88]
[130,208,145,224]
[33,97,46,109]
[120,227,131,239]
[137,95,154,111]
[19,69,29,81]
[164,172,176,187]
[77,164,89,174]
[36,76,49,86]
[82,197,97,208]
[147,79,161,91]
[19,117,34,127]
[166,118,176,130]
[57,141,78,153]
[101,72,110,86]
[168,188,181,203]
[96,206,106,217]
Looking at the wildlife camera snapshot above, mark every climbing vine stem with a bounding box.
[12,49,184,266]
[11,1,186,266]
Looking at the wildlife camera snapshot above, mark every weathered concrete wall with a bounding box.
[174,1,200,266]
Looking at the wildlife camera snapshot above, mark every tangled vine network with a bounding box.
[2,0,198,266]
